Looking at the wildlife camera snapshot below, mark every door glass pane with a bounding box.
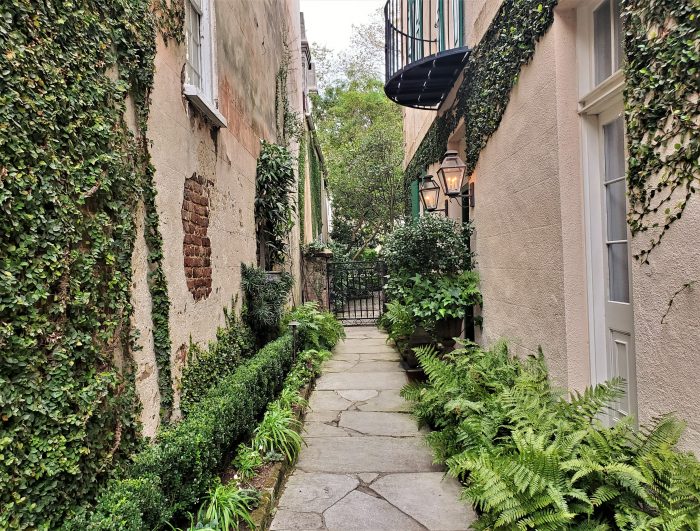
[606,180,627,241]
[608,242,630,302]
[604,117,625,182]
[612,0,623,71]
[594,0,612,85]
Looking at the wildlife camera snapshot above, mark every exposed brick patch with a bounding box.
[182,173,212,300]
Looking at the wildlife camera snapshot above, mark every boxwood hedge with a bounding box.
[66,334,294,530]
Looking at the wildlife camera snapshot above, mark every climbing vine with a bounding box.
[0,0,177,526]
[403,0,558,211]
[274,34,303,148]
[622,0,700,264]
[297,130,307,239]
[309,134,324,237]
[155,0,185,45]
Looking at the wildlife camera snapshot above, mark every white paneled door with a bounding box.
[597,107,637,422]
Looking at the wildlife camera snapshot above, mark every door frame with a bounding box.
[577,0,637,422]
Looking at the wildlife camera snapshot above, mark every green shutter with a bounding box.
[438,0,445,51]
[411,179,420,219]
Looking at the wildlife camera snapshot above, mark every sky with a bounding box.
[300,0,384,53]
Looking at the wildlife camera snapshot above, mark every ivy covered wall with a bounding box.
[0,1,161,526]
[309,133,325,239]
[0,0,311,526]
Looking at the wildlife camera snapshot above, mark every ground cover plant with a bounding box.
[402,343,700,529]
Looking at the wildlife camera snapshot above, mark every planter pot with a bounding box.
[399,326,433,370]
[435,317,463,343]
[265,271,283,282]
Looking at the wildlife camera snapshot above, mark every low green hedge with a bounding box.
[180,306,256,416]
[67,335,294,530]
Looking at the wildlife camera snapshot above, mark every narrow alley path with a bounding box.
[271,326,475,530]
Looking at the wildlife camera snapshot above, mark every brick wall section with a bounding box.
[182,173,212,300]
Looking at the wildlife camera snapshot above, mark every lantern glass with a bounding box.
[419,175,440,212]
[437,150,467,197]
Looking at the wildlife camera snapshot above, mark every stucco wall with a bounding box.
[632,195,700,452]
[470,13,588,390]
[130,0,306,429]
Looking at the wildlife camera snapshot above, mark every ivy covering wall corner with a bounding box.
[622,0,700,264]
[0,0,179,526]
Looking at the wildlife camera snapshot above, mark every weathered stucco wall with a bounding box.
[632,194,700,452]
[130,0,306,429]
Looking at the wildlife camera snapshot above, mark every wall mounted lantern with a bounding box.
[419,175,441,212]
[437,150,468,197]
[418,151,474,216]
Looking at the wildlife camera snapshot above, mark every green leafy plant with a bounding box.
[232,444,264,482]
[195,483,259,531]
[241,264,293,346]
[252,402,304,464]
[379,300,415,341]
[382,214,474,276]
[282,302,346,351]
[255,140,296,268]
[385,271,482,332]
[402,342,700,529]
[173,483,260,531]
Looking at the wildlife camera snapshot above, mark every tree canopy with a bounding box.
[311,14,404,258]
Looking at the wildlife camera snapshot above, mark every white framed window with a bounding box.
[183,0,226,128]
[577,0,636,423]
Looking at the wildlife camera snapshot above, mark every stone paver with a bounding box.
[272,326,475,531]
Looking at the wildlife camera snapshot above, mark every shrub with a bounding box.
[382,214,474,276]
[241,264,293,346]
[71,335,294,530]
[180,304,256,416]
[402,343,700,529]
[282,302,345,351]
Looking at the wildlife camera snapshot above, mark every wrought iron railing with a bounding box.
[384,0,464,83]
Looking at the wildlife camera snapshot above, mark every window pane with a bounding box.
[605,180,627,241]
[612,0,623,71]
[608,242,630,302]
[594,0,612,85]
[603,116,625,182]
[187,2,202,88]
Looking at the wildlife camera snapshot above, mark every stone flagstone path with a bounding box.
[271,326,476,530]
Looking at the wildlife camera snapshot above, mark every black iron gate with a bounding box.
[328,260,387,325]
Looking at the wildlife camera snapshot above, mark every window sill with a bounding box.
[578,70,624,116]
[183,84,227,128]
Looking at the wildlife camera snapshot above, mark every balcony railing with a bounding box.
[384,0,470,109]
